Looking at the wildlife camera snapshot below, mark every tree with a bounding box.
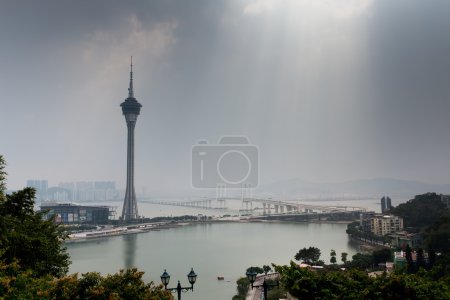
[294,247,321,264]
[428,248,436,269]
[274,260,450,300]
[341,252,348,265]
[232,277,250,300]
[372,248,392,265]
[405,244,415,274]
[0,155,6,195]
[246,266,264,275]
[390,193,446,228]
[348,253,373,270]
[416,248,426,270]
[330,249,337,264]
[0,155,70,277]
[265,278,284,300]
[0,265,172,299]
[423,209,450,252]
[263,265,272,275]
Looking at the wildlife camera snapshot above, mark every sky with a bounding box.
[1,0,450,195]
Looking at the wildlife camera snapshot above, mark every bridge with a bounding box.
[142,197,366,215]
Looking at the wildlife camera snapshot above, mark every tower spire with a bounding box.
[128,56,134,98]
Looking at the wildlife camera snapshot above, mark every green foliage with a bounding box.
[428,252,450,282]
[0,263,172,299]
[347,253,374,270]
[423,209,450,252]
[416,248,426,270]
[345,221,360,235]
[346,221,387,243]
[372,248,392,265]
[0,156,70,277]
[330,249,337,264]
[265,278,283,300]
[232,277,250,300]
[0,155,6,194]
[405,244,415,274]
[294,246,321,264]
[262,265,272,275]
[274,261,450,299]
[246,266,264,275]
[0,156,168,299]
[391,193,447,228]
[0,187,70,277]
[341,252,348,264]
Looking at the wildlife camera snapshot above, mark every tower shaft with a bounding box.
[122,119,138,220]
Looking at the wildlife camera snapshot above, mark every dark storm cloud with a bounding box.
[368,0,450,102]
[362,0,450,176]
[1,0,450,193]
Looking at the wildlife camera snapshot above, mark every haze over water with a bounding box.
[68,221,359,300]
[66,199,403,300]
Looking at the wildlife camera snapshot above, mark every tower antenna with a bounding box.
[128,56,134,98]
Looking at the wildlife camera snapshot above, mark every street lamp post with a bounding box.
[246,269,279,300]
[161,268,197,300]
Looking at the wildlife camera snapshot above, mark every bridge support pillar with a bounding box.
[275,205,279,214]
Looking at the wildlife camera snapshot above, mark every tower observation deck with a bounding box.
[120,57,142,221]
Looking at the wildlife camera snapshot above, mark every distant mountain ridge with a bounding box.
[257,178,450,198]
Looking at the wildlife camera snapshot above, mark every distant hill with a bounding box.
[256,178,450,198]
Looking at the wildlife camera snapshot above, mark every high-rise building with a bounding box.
[26,179,48,203]
[120,58,142,221]
[386,196,392,210]
[381,196,386,213]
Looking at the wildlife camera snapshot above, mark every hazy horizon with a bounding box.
[2,0,450,194]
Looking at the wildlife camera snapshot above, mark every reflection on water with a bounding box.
[68,222,360,300]
[65,199,411,299]
[123,234,137,269]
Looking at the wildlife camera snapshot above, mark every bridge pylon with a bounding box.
[240,183,253,212]
[216,184,227,209]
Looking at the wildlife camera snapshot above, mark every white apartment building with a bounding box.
[370,215,404,236]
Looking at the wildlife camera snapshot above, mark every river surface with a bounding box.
[66,198,408,300]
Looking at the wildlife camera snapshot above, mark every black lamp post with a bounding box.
[246,269,279,300]
[161,268,197,300]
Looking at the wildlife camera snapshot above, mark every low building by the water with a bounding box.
[394,250,429,269]
[390,231,422,248]
[40,202,116,224]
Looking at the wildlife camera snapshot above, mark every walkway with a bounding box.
[245,273,280,300]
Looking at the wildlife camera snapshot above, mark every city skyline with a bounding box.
[1,0,450,195]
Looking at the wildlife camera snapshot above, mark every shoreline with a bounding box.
[347,234,388,251]
[65,217,355,243]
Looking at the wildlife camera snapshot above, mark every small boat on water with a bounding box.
[217,276,224,280]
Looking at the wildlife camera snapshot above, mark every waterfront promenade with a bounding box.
[67,222,185,242]
[245,273,280,300]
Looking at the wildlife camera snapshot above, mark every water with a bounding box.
[67,198,409,299]
[67,222,360,300]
